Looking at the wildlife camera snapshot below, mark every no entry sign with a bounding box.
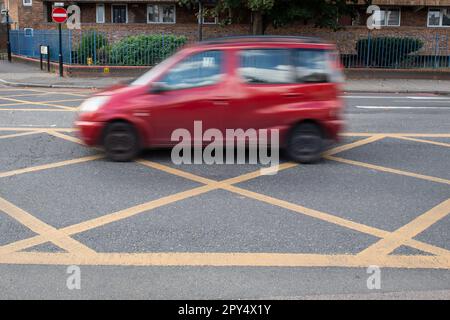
[52,7,68,23]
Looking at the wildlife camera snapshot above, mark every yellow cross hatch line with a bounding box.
[0,130,449,268]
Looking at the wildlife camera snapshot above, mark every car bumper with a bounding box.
[75,121,104,146]
[324,119,345,141]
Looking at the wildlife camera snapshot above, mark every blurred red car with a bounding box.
[76,36,345,163]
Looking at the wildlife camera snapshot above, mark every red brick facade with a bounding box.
[5,0,450,46]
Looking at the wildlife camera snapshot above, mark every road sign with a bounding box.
[52,7,68,23]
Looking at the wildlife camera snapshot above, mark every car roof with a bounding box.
[194,36,334,50]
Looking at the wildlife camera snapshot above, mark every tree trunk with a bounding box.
[252,11,264,35]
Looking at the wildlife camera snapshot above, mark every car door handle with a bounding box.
[210,98,229,106]
[282,92,304,98]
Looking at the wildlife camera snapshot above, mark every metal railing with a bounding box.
[337,32,450,69]
[8,29,450,69]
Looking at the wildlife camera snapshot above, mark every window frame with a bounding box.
[23,0,32,7]
[157,50,225,92]
[237,48,296,85]
[293,48,333,84]
[427,8,450,28]
[111,4,128,24]
[378,7,401,27]
[147,4,176,24]
[96,3,105,24]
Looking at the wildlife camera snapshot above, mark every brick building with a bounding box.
[2,1,450,43]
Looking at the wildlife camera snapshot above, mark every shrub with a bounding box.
[356,37,424,67]
[109,34,187,66]
[76,31,109,65]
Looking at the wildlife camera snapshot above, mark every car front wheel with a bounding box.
[103,121,139,162]
[287,123,323,164]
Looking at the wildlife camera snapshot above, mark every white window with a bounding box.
[200,13,218,25]
[147,4,175,24]
[112,4,127,23]
[23,0,32,6]
[428,8,450,27]
[376,8,401,27]
[96,4,105,23]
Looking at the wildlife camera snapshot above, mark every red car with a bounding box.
[76,36,345,163]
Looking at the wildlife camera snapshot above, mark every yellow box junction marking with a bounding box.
[0,129,449,269]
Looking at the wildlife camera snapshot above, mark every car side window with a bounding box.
[238,49,294,84]
[160,50,224,90]
[294,49,330,83]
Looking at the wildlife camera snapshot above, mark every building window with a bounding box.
[112,4,127,23]
[376,8,401,27]
[23,0,32,6]
[200,14,218,25]
[147,4,175,24]
[96,4,105,23]
[428,8,450,27]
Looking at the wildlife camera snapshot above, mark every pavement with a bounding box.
[1,60,450,94]
[0,86,449,299]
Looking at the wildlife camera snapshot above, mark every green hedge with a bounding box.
[356,37,424,67]
[109,34,187,66]
[76,32,108,65]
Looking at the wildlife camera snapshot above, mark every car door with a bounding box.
[224,48,299,145]
[147,50,228,146]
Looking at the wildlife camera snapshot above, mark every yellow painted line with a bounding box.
[341,133,450,138]
[359,199,450,257]
[0,127,77,132]
[0,154,103,179]
[0,98,83,107]
[393,136,450,148]
[0,197,96,256]
[324,135,386,156]
[46,130,84,145]
[0,96,75,111]
[0,252,449,269]
[137,159,217,185]
[0,131,43,140]
[0,108,74,112]
[1,93,49,98]
[1,135,449,264]
[326,155,450,186]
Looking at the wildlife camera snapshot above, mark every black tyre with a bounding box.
[286,123,323,164]
[103,122,139,162]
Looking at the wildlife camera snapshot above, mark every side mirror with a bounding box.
[150,82,169,94]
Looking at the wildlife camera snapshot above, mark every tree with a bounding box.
[179,0,357,35]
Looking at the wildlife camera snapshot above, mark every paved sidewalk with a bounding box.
[1,61,450,94]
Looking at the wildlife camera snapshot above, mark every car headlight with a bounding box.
[78,96,110,114]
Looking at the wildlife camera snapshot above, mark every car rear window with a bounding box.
[294,49,330,83]
[238,49,294,84]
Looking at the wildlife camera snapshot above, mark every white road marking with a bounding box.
[356,106,450,110]
[344,96,450,100]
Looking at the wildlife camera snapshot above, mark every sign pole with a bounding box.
[5,9,11,62]
[58,23,63,77]
[198,1,203,42]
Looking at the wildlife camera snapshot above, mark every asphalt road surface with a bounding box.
[0,85,449,299]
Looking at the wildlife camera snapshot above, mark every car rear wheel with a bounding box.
[103,122,139,162]
[287,123,323,164]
